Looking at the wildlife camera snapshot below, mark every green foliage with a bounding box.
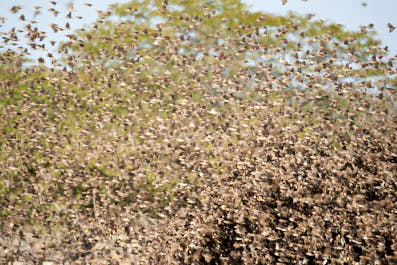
[69,0,385,81]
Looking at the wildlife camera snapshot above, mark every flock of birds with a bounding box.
[0,0,395,65]
[0,0,396,264]
[2,1,116,66]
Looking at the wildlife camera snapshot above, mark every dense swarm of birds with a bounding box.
[0,0,396,264]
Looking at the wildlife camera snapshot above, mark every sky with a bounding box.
[1,0,396,64]
[244,0,397,53]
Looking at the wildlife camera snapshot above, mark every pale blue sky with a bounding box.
[1,0,396,62]
[244,0,397,53]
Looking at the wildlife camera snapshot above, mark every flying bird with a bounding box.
[48,8,60,17]
[387,23,395,33]
[10,6,22,13]
[67,2,74,11]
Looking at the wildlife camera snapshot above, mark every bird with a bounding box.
[10,5,22,13]
[48,8,60,17]
[387,23,395,33]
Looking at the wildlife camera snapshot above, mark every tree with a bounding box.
[62,0,395,120]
